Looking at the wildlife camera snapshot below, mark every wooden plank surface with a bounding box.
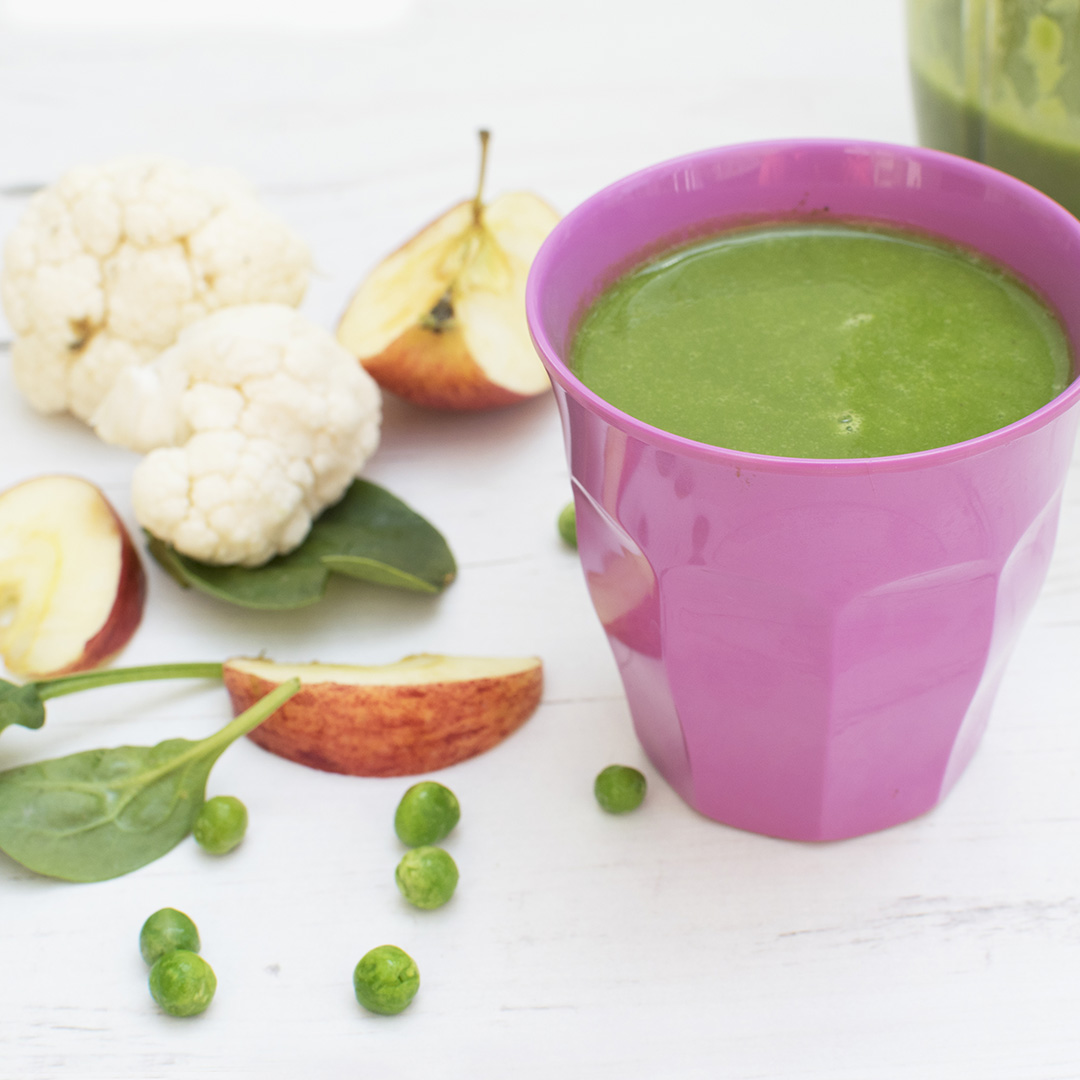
[1,3,1079,1077]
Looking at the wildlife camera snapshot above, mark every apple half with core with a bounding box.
[222,653,543,776]
[0,475,147,678]
[336,131,560,410]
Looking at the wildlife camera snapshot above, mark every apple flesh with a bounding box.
[337,132,559,410]
[0,475,147,678]
[222,653,543,776]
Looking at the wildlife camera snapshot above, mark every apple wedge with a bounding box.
[223,653,543,776]
[336,131,559,410]
[0,475,147,678]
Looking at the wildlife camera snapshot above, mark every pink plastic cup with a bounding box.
[526,139,1080,841]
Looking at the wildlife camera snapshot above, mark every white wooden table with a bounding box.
[2,2,1079,1077]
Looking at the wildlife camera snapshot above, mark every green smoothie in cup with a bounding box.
[570,221,1070,459]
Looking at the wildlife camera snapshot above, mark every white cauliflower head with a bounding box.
[92,304,382,568]
[1,156,311,422]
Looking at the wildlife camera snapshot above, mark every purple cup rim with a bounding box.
[526,137,1080,475]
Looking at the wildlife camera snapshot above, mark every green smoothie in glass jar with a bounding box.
[908,0,1080,215]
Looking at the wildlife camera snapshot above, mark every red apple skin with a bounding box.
[223,662,543,777]
[337,188,560,412]
[0,475,148,679]
[47,507,147,677]
[361,325,532,411]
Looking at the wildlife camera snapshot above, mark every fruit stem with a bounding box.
[32,662,224,701]
[473,129,490,225]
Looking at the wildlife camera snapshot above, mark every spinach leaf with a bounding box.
[0,678,298,882]
[0,663,224,744]
[0,680,45,735]
[33,663,224,701]
[148,479,457,610]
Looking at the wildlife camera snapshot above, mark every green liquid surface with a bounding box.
[570,223,1071,459]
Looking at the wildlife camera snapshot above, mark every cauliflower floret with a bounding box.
[93,304,382,567]
[1,156,311,422]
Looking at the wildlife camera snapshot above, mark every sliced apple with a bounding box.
[223,653,543,776]
[337,131,559,410]
[0,475,147,678]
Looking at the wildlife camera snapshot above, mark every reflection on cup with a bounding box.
[526,139,1080,840]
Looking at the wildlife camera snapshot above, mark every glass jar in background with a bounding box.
[908,0,1080,215]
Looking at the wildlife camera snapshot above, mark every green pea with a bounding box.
[139,908,200,966]
[557,501,577,548]
[395,846,459,910]
[149,950,217,1017]
[353,945,420,1016]
[394,782,460,847]
[594,764,647,813]
[193,795,248,855]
